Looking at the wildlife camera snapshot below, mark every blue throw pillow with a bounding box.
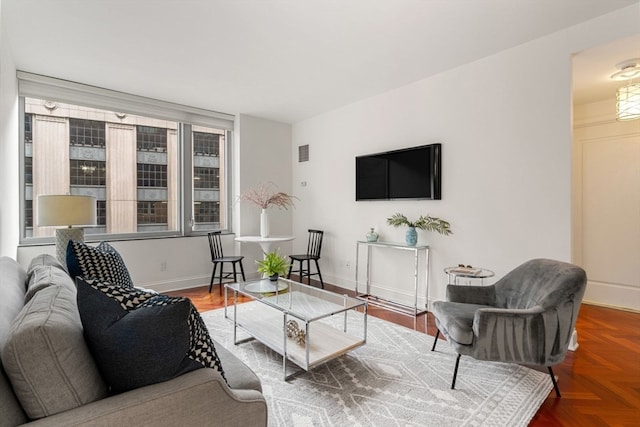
[67,241,134,289]
[76,277,226,393]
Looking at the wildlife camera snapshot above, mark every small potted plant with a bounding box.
[256,250,291,281]
[386,213,452,246]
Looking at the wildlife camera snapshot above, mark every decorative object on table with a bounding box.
[238,182,298,238]
[285,319,306,345]
[386,213,452,246]
[448,264,483,276]
[37,194,97,263]
[256,250,290,281]
[365,227,379,242]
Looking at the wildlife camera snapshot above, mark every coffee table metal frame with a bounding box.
[225,278,367,380]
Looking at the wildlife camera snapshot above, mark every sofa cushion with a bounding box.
[76,277,226,394]
[67,241,134,288]
[26,254,67,278]
[1,285,108,419]
[24,265,75,304]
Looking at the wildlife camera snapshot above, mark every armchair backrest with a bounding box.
[494,258,587,311]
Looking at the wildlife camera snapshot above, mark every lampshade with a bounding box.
[616,83,640,121]
[38,195,97,227]
[38,195,97,263]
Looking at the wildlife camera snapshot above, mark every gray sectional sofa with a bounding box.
[0,255,267,426]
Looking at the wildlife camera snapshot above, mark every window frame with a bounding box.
[18,72,234,245]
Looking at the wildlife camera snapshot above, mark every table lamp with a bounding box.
[38,195,97,263]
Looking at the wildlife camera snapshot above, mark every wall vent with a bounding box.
[298,144,309,162]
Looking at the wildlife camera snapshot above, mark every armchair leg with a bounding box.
[431,330,440,351]
[548,367,561,397]
[451,354,461,390]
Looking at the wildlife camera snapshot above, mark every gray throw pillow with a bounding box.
[76,277,226,394]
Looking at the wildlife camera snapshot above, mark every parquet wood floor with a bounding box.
[166,278,640,427]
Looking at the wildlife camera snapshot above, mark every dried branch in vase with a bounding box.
[238,182,298,210]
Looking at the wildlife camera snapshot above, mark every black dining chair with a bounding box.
[287,229,324,288]
[207,231,246,294]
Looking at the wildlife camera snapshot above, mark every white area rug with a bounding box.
[201,308,551,427]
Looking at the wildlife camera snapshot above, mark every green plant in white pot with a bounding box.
[256,250,291,281]
[386,213,452,246]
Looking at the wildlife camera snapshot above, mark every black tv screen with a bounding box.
[356,143,441,200]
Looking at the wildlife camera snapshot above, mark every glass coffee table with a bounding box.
[225,278,367,380]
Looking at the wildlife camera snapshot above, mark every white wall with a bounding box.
[573,99,640,311]
[234,114,294,278]
[290,5,640,308]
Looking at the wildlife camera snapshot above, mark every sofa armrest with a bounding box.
[446,284,496,306]
[22,369,267,427]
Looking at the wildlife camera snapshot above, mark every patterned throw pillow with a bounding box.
[76,277,226,393]
[67,241,134,289]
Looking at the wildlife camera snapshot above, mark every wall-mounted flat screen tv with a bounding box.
[355,143,441,201]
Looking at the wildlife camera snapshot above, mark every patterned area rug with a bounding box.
[201,308,551,426]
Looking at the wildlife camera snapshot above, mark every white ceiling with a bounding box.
[3,0,639,124]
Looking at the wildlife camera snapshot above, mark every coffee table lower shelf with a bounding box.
[232,301,366,380]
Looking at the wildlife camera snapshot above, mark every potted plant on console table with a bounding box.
[256,250,291,281]
[386,213,452,246]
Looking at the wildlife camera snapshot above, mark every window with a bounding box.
[194,167,219,189]
[137,125,167,152]
[70,119,105,147]
[19,71,234,242]
[70,160,106,186]
[194,131,219,156]
[191,126,225,231]
[137,201,168,225]
[137,164,168,188]
[194,201,220,224]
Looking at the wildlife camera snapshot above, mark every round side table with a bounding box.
[444,266,495,285]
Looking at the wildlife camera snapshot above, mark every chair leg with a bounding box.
[208,263,218,293]
[287,261,293,279]
[219,262,224,295]
[305,260,311,286]
[431,330,440,351]
[548,367,561,398]
[229,263,237,295]
[239,260,246,281]
[451,354,461,390]
[314,259,324,288]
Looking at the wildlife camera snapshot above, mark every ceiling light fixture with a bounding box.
[611,58,640,121]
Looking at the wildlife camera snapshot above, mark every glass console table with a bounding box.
[355,241,430,317]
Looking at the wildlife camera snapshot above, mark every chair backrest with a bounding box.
[306,229,324,258]
[493,258,587,363]
[207,231,224,260]
[494,258,587,311]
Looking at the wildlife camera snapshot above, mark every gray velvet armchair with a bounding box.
[431,258,587,397]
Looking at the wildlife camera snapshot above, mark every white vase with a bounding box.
[260,209,270,237]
